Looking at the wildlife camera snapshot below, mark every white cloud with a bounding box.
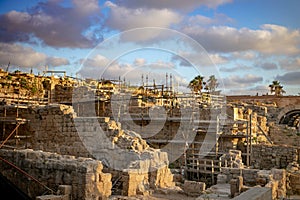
[0,0,102,48]
[134,58,146,66]
[182,24,300,55]
[220,64,252,72]
[222,74,263,88]
[278,57,300,71]
[77,54,189,89]
[77,54,110,78]
[172,51,228,67]
[80,54,110,68]
[275,71,300,85]
[105,1,182,31]
[251,85,269,93]
[46,57,70,67]
[115,0,233,11]
[0,43,69,68]
[259,62,278,70]
[73,0,100,15]
[185,13,234,26]
[231,51,257,60]
[223,84,269,96]
[147,60,175,69]
[209,53,229,65]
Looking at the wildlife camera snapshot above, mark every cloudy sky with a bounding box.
[0,0,300,95]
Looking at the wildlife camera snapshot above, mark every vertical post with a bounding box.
[97,97,100,117]
[161,85,164,105]
[216,115,219,159]
[118,76,121,92]
[2,107,6,141]
[219,157,222,173]
[183,142,187,179]
[170,73,173,93]
[249,114,252,165]
[197,159,199,181]
[166,73,168,92]
[16,92,19,147]
[102,101,105,116]
[77,103,80,117]
[17,92,19,118]
[211,160,215,185]
[246,120,249,167]
[15,122,18,147]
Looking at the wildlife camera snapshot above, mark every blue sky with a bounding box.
[0,0,300,95]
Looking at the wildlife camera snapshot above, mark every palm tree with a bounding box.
[188,75,205,94]
[269,80,286,96]
[205,75,219,93]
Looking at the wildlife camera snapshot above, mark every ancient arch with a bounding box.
[277,105,300,128]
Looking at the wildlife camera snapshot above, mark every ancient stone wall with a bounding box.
[251,144,299,169]
[227,95,300,108]
[0,149,112,200]
[220,168,258,186]
[0,104,175,197]
[72,116,175,196]
[53,85,73,103]
[15,104,92,157]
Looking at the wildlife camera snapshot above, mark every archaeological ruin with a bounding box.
[0,69,300,200]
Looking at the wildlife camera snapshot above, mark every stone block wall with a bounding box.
[0,149,112,200]
[0,104,175,197]
[220,168,258,186]
[19,104,92,158]
[251,144,299,169]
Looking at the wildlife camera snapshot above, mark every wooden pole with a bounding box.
[216,115,219,159]
[211,160,215,185]
[250,114,252,165]
[246,120,249,167]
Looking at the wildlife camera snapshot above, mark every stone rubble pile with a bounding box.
[219,150,244,168]
[74,116,175,196]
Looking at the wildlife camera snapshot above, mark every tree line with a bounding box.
[188,75,286,96]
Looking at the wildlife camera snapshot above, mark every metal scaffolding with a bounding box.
[0,105,29,149]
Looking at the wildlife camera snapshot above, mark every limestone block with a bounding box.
[230,176,243,198]
[172,173,184,183]
[289,172,300,195]
[183,180,206,196]
[232,187,272,200]
[271,168,286,199]
[256,177,267,186]
[217,173,228,184]
[57,185,72,196]
[150,166,174,189]
[265,180,279,200]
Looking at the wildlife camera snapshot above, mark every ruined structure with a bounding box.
[0,70,300,199]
